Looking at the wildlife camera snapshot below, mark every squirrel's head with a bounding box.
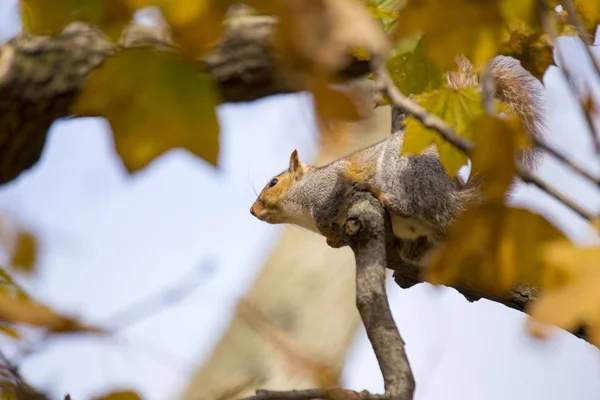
[250,149,308,224]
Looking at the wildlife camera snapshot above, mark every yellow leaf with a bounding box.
[365,0,403,32]
[395,0,504,69]
[402,85,483,177]
[72,48,221,172]
[425,205,568,295]
[95,390,142,400]
[470,115,529,201]
[0,268,30,300]
[0,289,102,333]
[256,0,391,74]
[528,243,600,343]
[21,0,132,41]
[125,0,230,58]
[592,217,600,234]
[10,231,38,274]
[0,323,21,340]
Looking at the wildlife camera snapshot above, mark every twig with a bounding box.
[531,135,600,187]
[241,388,388,400]
[0,348,50,400]
[538,0,600,153]
[371,56,595,222]
[343,192,415,400]
[561,0,600,75]
[516,164,593,220]
[371,56,474,154]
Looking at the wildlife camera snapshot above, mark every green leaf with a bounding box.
[387,35,443,97]
[72,48,221,172]
[402,86,484,177]
[366,0,405,32]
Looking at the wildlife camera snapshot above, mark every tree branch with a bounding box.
[343,192,415,400]
[0,11,370,186]
[242,388,389,400]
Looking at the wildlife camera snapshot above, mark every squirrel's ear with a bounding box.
[289,149,304,178]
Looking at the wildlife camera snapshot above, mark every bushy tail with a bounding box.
[448,55,548,171]
[449,55,548,204]
[487,55,548,170]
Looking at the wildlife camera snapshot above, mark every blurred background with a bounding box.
[1,1,600,399]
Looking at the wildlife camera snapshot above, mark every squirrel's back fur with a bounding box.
[251,55,547,266]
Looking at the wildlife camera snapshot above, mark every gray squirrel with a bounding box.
[250,55,547,266]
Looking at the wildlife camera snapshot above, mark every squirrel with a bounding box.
[249,55,547,267]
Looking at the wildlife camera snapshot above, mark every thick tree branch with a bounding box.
[242,388,389,400]
[0,12,369,185]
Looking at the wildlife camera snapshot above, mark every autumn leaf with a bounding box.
[425,205,569,295]
[124,0,231,58]
[95,390,143,400]
[528,241,600,345]
[395,0,504,69]
[259,0,391,74]
[386,35,444,98]
[593,217,600,234]
[365,0,404,32]
[10,231,38,274]
[470,115,529,201]
[21,0,133,41]
[72,48,221,172]
[0,268,30,300]
[0,289,102,333]
[402,85,484,177]
[0,324,21,340]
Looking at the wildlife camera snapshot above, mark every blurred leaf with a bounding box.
[20,0,132,40]
[498,21,554,80]
[258,0,391,74]
[395,0,503,69]
[0,289,102,333]
[471,115,529,201]
[386,35,443,98]
[593,217,600,234]
[310,77,365,143]
[0,268,30,300]
[395,0,539,70]
[125,0,230,58]
[528,242,600,345]
[402,86,483,177]
[0,324,21,340]
[10,231,38,274]
[365,0,404,32]
[72,48,221,172]
[572,0,600,39]
[425,205,569,295]
[96,390,143,400]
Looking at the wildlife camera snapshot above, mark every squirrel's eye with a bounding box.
[268,178,278,188]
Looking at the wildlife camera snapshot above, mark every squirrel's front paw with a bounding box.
[317,222,346,248]
[326,235,345,248]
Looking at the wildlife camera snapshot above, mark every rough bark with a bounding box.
[344,192,415,400]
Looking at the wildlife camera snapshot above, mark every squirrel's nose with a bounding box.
[250,207,256,216]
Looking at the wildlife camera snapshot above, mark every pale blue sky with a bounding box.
[0,2,599,400]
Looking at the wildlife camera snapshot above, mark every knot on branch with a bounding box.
[342,191,386,245]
